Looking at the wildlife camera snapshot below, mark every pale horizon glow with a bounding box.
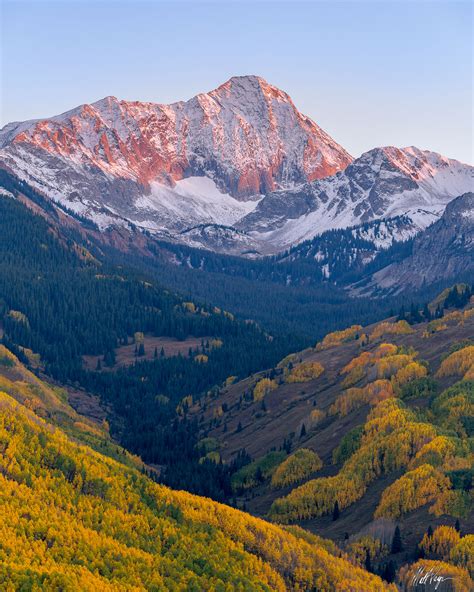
[1,0,472,163]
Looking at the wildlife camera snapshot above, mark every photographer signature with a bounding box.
[411,565,453,590]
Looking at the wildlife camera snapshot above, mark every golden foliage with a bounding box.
[0,391,394,592]
[375,354,416,379]
[347,536,389,567]
[409,436,456,469]
[429,490,473,519]
[374,464,451,519]
[450,535,474,577]
[182,301,196,313]
[253,378,278,401]
[391,361,428,391]
[286,361,324,383]
[317,325,363,350]
[7,309,30,327]
[436,346,474,380]
[370,320,414,340]
[374,343,399,358]
[270,399,436,523]
[341,365,366,388]
[194,354,208,363]
[423,319,448,337]
[398,560,473,592]
[432,381,474,437]
[309,408,325,427]
[330,380,393,417]
[462,307,474,321]
[419,526,461,561]
[268,473,366,522]
[271,449,323,489]
[341,351,373,375]
[209,338,223,349]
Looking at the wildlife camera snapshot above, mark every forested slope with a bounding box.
[191,287,474,585]
[0,189,296,498]
[0,349,393,591]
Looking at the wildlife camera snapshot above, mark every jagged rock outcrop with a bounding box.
[368,193,474,292]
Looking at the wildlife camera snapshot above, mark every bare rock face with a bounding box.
[369,193,474,292]
[0,75,351,205]
[0,78,471,258]
[237,147,473,250]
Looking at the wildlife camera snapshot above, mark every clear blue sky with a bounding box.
[1,0,472,162]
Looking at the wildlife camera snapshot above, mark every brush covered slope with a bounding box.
[0,348,393,591]
[191,286,474,581]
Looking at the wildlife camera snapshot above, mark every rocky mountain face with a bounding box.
[238,146,473,252]
[0,75,350,227]
[0,76,472,258]
[363,193,474,293]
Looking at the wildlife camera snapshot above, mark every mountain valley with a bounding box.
[0,72,472,592]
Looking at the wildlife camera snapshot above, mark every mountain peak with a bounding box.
[0,76,352,200]
[211,74,296,107]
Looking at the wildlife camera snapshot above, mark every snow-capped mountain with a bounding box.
[363,193,474,293]
[0,77,472,256]
[238,146,473,252]
[0,75,351,227]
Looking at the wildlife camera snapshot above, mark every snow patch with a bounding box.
[136,176,261,228]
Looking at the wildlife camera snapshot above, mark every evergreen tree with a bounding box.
[382,561,396,583]
[332,501,340,521]
[364,549,372,572]
[138,343,145,357]
[104,350,116,367]
[391,526,402,554]
[422,302,431,321]
[455,519,461,533]
[300,423,306,438]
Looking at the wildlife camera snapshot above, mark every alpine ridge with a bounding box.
[0,75,351,200]
[239,146,473,252]
[0,77,472,256]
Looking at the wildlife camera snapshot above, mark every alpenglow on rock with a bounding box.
[0,75,351,201]
[0,77,472,256]
[237,146,473,252]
